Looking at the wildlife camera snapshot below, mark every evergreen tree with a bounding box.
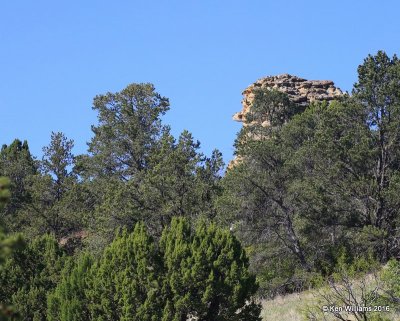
[0,233,64,321]
[219,90,315,279]
[242,88,302,130]
[0,178,10,213]
[218,52,400,295]
[48,219,260,321]
[25,132,83,239]
[190,220,260,321]
[86,223,163,321]
[79,83,170,181]
[353,51,400,260]
[79,84,223,244]
[76,83,170,243]
[140,129,223,233]
[160,217,261,321]
[47,253,93,321]
[0,140,36,231]
[220,94,379,293]
[159,217,193,320]
[41,132,75,202]
[0,177,24,320]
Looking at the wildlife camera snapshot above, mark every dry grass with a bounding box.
[260,273,400,321]
[261,290,316,321]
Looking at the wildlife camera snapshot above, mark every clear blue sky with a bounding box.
[1,0,399,165]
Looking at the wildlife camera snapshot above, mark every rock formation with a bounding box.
[228,74,343,170]
[233,74,343,123]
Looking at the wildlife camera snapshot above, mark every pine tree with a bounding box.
[25,132,83,239]
[140,129,223,233]
[0,177,10,212]
[353,51,400,260]
[0,140,37,231]
[79,83,170,181]
[76,83,170,243]
[78,84,223,243]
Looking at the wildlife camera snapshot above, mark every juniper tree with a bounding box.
[47,253,93,321]
[0,234,64,321]
[86,222,163,321]
[160,217,261,321]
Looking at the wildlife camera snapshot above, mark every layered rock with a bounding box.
[228,74,343,170]
[233,74,343,123]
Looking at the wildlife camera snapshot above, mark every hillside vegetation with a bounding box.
[1,51,400,320]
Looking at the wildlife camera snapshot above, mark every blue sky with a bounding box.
[1,0,400,165]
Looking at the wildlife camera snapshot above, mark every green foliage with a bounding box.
[0,178,11,212]
[0,177,24,320]
[78,83,223,244]
[0,140,36,231]
[4,52,400,319]
[47,219,260,321]
[41,132,75,186]
[139,130,224,232]
[47,253,93,321]
[79,83,170,181]
[243,88,303,131]
[0,234,64,321]
[218,51,400,296]
[86,223,163,321]
[353,51,400,260]
[159,217,192,320]
[160,217,261,321]
[218,99,322,294]
[7,132,88,242]
[0,134,90,252]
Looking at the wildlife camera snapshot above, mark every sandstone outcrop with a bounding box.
[228,74,343,170]
[233,74,343,123]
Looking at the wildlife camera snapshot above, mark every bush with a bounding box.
[48,218,261,321]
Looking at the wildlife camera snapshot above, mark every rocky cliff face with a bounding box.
[233,74,343,123]
[228,74,343,169]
